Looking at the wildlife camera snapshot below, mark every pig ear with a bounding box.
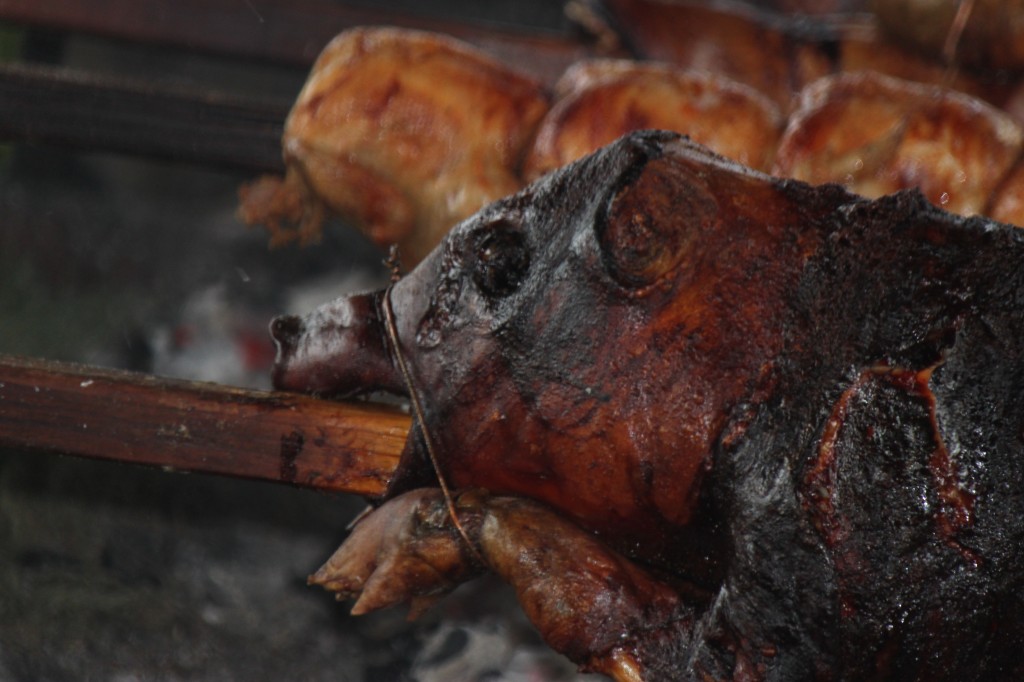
[597,155,719,289]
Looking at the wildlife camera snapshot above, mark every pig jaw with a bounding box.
[270,290,406,399]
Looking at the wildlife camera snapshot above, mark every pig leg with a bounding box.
[310,488,697,681]
[309,488,485,619]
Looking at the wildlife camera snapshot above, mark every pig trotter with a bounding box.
[308,488,484,617]
[311,488,695,680]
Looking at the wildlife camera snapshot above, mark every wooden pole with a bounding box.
[0,354,410,497]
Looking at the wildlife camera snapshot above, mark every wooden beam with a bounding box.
[0,354,411,497]
[0,62,289,171]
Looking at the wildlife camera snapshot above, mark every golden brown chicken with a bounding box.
[989,160,1024,226]
[773,71,1023,217]
[593,0,1012,112]
[241,10,1024,266]
[593,0,834,108]
[523,60,783,179]
[238,27,549,266]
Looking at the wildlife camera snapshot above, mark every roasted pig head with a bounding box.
[271,131,1024,680]
[272,130,801,566]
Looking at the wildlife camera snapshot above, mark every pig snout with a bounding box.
[270,291,405,398]
[269,314,303,357]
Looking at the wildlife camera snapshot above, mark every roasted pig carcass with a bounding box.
[774,71,1023,217]
[238,27,549,266]
[524,60,782,179]
[271,132,1024,681]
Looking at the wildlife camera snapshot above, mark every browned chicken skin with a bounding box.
[241,3,1024,269]
[525,60,783,179]
[990,159,1024,225]
[774,71,1023,217]
[239,27,549,265]
[594,0,836,108]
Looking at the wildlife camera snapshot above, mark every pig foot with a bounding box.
[309,488,484,618]
[311,488,695,681]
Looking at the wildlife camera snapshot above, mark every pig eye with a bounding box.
[470,222,530,299]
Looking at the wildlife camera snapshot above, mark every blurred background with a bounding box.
[0,2,598,680]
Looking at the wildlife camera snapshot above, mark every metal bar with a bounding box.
[0,0,593,84]
[0,62,289,171]
[0,354,411,497]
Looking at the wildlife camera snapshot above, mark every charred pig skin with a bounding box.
[272,131,1024,680]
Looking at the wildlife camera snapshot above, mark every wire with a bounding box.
[942,0,976,74]
[381,283,486,567]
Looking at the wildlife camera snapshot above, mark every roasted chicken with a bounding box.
[239,27,549,266]
[524,60,782,179]
[774,71,1023,217]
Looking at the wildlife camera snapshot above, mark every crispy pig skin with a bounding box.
[275,132,1024,679]
[774,71,1024,219]
[240,27,549,266]
[524,60,782,179]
